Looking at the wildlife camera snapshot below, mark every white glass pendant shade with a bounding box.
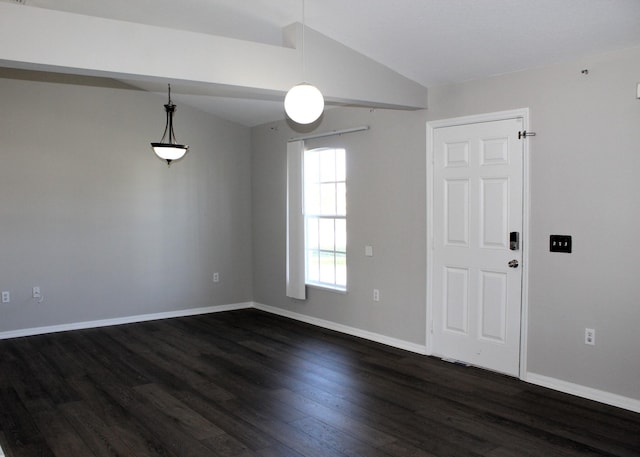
[284,83,324,124]
[151,144,188,162]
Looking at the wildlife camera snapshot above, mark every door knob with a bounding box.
[508,259,519,268]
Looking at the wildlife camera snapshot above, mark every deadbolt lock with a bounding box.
[508,259,519,268]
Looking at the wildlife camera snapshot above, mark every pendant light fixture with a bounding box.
[284,0,324,124]
[150,84,189,166]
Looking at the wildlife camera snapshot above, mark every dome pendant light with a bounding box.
[285,83,324,125]
[284,0,324,124]
[150,84,189,166]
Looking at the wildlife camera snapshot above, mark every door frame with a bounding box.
[426,108,531,380]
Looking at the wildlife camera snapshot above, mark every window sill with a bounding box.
[306,284,348,295]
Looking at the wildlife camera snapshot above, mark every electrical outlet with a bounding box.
[585,328,595,346]
[373,289,380,302]
[2,291,10,303]
[213,272,220,283]
[33,287,41,299]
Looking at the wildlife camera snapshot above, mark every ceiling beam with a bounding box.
[283,23,427,109]
[0,2,427,110]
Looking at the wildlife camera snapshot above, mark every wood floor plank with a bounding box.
[254,443,306,457]
[134,383,226,441]
[269,387,396,448]
[220,399,345,457]
[200,433,257,457]
[92,377,220,457]
[175,389,279,452]
[36,404,99,457]
[0,388,54,457]
[288,415,390,457]
[66,375,176,457]
[30,336,87,380]
[416,395,600,457]
[378,440,439,457]
[59,400,161,457]
[0,309,638,457]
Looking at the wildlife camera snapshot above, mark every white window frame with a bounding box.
[303,147,347,292]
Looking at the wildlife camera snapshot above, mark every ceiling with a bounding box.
[8,0,640,126]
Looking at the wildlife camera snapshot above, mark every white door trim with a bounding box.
[426,108,531,380]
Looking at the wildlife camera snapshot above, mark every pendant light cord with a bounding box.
[302,0,306,82]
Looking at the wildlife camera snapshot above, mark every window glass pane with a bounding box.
[306,217,319,250]
[319,218,335,251]
[320,183,336,215]
[305,183,320,215]
[319,251,336,284]
[335,219,346,253]
[319,149,335,182]
[336,182,346,216]
[305,149,319,184]
[335,149,346,181]
[335,253,347,287]
[307,250,320,283]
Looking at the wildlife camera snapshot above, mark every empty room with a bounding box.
[0,1,639,456]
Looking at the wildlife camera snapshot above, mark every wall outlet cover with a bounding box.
[585,328,595,346]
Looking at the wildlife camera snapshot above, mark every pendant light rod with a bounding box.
[158,84,176,144]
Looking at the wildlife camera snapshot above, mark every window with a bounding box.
[304,147,347,291]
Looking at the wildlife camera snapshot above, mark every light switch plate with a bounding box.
[550,235,572,253]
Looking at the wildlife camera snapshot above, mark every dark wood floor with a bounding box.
[0,309,638,457]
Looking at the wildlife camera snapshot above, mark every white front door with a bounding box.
[430,117,524,376]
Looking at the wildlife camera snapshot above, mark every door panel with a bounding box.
[481,178,508,248]
[479,270,507,342]
[445,142,470,167]
[445,179,469,246]
[431,118,523,376]
[444,266,469,334]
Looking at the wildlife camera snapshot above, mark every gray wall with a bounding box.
[251,45,640,401]
[252,109,428,344]
[0,70,253,332]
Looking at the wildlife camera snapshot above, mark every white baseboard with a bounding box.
[526,372,640,414]
[0,302,254,340]
[253,302,428,355]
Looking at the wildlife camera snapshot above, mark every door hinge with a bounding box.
[518,130,536,139]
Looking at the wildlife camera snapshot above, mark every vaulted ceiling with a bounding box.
[2,0,640,126]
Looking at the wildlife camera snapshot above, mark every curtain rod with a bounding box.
[288,125,369,142]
